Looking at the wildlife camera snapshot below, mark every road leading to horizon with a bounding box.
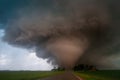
[37,71,82,80]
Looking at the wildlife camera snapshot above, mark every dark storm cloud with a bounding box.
[0,0,54,23]
[2,0,120,69]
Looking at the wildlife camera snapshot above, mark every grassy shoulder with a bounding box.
[0,71,63,80]
[75,70,120,80]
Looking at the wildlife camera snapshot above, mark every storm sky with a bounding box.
[0,29,53,70]
[0,0,54,70]
[0,0,120,70]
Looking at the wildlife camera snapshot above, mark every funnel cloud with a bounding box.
[2,0,120,69]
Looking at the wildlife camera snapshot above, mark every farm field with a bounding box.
[75,70,120,80]
[0,71,63,80]
[0,70,120,80]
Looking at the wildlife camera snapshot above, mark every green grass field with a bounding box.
[0,71,63,80]
[0,70,120,80]
[75,70,120,80]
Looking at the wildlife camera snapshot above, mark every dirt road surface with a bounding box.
[37,71,83,80]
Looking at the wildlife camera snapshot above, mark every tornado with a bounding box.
[3,0,120,69]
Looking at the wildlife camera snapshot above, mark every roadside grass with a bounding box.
[75,70,120,80]
[0,71,63,80]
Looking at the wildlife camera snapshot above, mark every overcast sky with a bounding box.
[0,29,53,70]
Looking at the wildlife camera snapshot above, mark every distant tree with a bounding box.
[51,67,65,71]
[52,64,98,71]
[74,64,98,71]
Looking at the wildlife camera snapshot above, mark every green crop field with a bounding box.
[0,70,120,80]
[75,70,120,80]
[0,71,63,80]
